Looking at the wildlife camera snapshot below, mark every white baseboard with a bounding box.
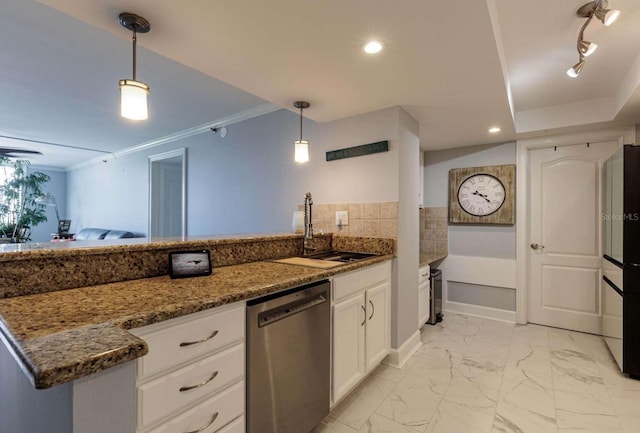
[445,301,515,323]
[384,330,421,368]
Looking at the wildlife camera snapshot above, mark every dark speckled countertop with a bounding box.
[419,253,447,267]
[0,255,392,389]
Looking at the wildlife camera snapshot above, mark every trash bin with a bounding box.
[427,269,443,325]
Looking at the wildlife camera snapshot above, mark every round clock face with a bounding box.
[457,174,506,216]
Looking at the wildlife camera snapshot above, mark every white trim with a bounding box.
[445,301,515,323]
[383,330,421,368]
[515,127,636,324]
[30,164,67,173]
[69,103,280,170]
[440,255,516,289]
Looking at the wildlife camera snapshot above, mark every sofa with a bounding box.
[74,228,136,241]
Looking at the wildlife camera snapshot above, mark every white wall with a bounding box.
[67,107,401,236]
[394,108,420,347]
[423,141,517,320]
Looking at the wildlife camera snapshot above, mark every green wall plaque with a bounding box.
[326,140,389,162]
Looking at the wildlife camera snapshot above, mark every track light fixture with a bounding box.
[567,1,620,78]
[118,12,151,120]
[293,101,310,163]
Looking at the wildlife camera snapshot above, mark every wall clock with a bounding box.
[449,164,515,225]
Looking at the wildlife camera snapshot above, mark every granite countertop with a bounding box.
[0,255,392,389]
[419,252,448,267]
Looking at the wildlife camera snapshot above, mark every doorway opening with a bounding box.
[149,149,186,239]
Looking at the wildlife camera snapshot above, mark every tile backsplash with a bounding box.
[419,207,448,254]
[297,202,398,239]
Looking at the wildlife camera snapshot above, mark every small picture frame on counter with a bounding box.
[169,250,213,279]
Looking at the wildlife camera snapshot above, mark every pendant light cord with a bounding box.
[132,29,138,81]
[299,106,303,142]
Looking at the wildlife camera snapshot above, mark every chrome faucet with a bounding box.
[303,192,316,255]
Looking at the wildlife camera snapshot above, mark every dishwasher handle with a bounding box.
[258,293,327,328]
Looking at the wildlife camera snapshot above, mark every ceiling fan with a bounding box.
[0,147,42,157]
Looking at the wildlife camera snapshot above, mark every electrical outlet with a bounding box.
[335,211,349,226]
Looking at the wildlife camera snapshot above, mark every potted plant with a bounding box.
[0,157,50,243]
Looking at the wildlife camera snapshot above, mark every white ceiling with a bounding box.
[2,0,640,168]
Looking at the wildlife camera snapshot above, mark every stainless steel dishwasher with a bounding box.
[246,279,330,433]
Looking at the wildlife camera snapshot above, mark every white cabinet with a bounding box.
[332,262,391,404]
[365,282,390,371]
[130,302,245,433]
[418,265,430,327]
[332,292,366,401]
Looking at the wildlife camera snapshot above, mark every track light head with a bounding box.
[578,39,598,57]
[577,1,620,25]
[595,7,620,26]
[567,60,585,78]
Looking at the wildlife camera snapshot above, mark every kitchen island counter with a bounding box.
[0,255,392,389]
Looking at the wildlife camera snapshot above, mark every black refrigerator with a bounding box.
[602,144,640,378]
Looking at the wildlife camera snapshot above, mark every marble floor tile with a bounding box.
[492,399,557,433]
[314,420,358,433]
[465,341,510,366]
[376,373,443,431]
[505,343,551,375]
[443,373,499,415]
[456,357,505,391]
[618,415,640,433]
[322,314,640,433]
[374,363,411,384]
[357,413,422,433]
[425,399,495,433]
[335,375,397,430]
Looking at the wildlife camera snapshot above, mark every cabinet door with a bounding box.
[365,282,390,372]
[418,280,430,327]
[332,293,366,404]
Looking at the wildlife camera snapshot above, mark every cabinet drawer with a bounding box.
[147,382,244,433]
[333,262,390,302]
[418,266,430,284]
[132,304,244,380]
[138,344,244,429]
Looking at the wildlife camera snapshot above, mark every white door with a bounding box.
[528,141,618,333]
[332,292,366,403]
[365,282,390,371]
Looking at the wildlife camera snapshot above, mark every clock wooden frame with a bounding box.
[449,164,515,225]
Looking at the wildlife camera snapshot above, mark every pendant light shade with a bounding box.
[293,101,310,164]
[295,140,309,163]
[119,79,149,120]
[118,13,150,121]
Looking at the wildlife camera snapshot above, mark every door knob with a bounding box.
[530,243,545,250]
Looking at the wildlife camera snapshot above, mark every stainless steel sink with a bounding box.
[304,251,379,263]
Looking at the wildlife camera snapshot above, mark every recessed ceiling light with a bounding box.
[489,127,501,133]
[363,41,383,54]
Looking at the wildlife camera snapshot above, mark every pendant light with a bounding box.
[293,101,310,163]
[118,13,151,121]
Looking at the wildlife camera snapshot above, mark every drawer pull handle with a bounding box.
[179,330,219,347]
[361,305,366,326]
[184,412,219,433]
[368,299,375,320]
[421,273,429,277]
[179,371,219,392]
